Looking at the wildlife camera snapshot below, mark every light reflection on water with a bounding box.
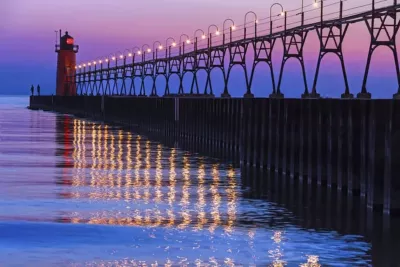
[0,97,373,266]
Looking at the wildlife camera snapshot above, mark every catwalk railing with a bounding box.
[68,0,400,99]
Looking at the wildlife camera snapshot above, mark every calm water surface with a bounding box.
[0,96,385,266]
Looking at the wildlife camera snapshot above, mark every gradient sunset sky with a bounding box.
[1,0,399,97]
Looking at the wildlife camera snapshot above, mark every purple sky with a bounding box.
[1,0,399,97]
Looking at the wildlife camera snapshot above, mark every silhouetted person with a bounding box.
[37,85,41,96]
[30,85,34,96]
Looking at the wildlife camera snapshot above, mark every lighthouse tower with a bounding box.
[55,30,79,96]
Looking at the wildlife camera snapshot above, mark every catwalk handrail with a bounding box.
[77,3,399,70]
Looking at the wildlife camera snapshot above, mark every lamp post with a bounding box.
[179,34,191,55]
[194,29,206,51]
[244,11,257,39]
[131,46,141,64]
[270,3,284,36]
[207,24,220,49]
[116,50,124,67]
[165,37,176,59]
[223,19,235,45]
[153,41,163,60]
[141,44,151,62]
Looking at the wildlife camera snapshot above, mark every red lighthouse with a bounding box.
[55,30,79,96]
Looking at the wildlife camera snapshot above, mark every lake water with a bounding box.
[0,96,398,266]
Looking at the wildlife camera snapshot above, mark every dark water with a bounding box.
[0,96,398,266]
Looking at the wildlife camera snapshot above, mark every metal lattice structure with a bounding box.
[68,0,400,99]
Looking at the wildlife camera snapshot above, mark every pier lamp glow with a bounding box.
[78,65,82,68]
[128,53,132,57]
[83,64,86,67]
[88,62,91,66]
[195,29,207,41]
[153,41,163,51]
[99,60,102,64]
[105,58,109,62]
[130,47,141,57]
[223,19,235,34]
[119,55,124,59]
[208,24,220,38]
[179,34,191,46]
[93,61,96,65]
[141,44,151,60]
[112,56,116,60]
[165,37,176,51]
[314,0,318,7]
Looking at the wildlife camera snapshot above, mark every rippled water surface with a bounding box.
[0,96,387,266]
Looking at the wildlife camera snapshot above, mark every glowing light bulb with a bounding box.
[119,55,123,59]
[201,34,206,39]
[172,42,177,47]
[83,64,86,67]
[99,60,102,63]
[158,45,163,50]
[256,19,259,24]
[112,56,116,60]
[78,65,82,68]
[88,62,91,66]
[105,59,109,62]
[186,39,191,44]
[216,30,220,36]
[75,66,77,69]
[93,61,96,64]
[128,53,132,57]
[231,25,236,30]
[147,48,151,53]
[281,11,285,16]
[138,51,142,55]
[314,1,318,7]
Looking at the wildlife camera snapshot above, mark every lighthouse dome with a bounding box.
[60,31,75,50]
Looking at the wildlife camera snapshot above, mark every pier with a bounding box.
[29,95,400,215]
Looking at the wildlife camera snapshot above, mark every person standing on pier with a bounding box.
[30,85,34,96]
[37,85,41,96]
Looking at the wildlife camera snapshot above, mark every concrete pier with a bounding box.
[29,95,400,215]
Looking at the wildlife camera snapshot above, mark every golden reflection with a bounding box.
[134,135,142,200]
[269,230,286,266]
[108,131,115,189]
[124,132,132,201]
[65,124,243,231]
[300,255,321,267]
[117,130,124,189]
[195,157,207,230]
[94,124,102,188]
[154,144,163,203]
[167,148,176,228]
[102,125,109,188]
[225,165,237,234]
[89,124,97,189]
[71,119,85,198]
[178,153,191,229]
[81,120,86,188]
[143,140,151,204]
[209,163,221,233]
